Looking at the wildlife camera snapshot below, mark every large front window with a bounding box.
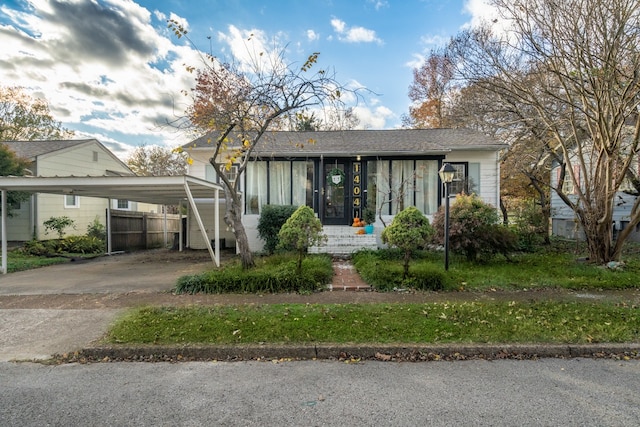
[246,160,315,213]
[366,159,439,215]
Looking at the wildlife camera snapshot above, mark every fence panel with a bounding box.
[110,210,181,251]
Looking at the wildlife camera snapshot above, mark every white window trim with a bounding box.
[64,194,79,208]
[114,199,131,210]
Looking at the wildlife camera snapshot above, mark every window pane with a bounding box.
[450,164,467,195]
[246,161,267,214]
[64,195,78,207]
[391,160,414,214]
[369,160,390,215]
[415,160,438,215]
[117,199,129,209]
[269,161,291,205]
[292,161,313,208]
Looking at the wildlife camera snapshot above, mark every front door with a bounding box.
[322,161,349,225]
[322,159,364,225]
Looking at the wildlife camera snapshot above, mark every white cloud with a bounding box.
[405,53,425,70]
[368,0,389,11]
[353,105,394,129]
[217,25,286,73]
[463,0,503,29]
[330,18,382,44]
[306,29,319,41]
[330,18,346,34]
[0,1,205,157]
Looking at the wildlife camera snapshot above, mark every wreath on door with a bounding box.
[327,167,345,187]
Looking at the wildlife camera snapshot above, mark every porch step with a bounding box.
[309,226,378,256]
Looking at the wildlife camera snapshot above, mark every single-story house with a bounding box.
[0,139,156,242]
[183,128,506,252]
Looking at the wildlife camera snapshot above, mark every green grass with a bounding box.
[353,246,640,291]
[105,301,640,345]
[6,250,69,272]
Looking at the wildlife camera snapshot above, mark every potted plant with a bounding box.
[363,207,376,234]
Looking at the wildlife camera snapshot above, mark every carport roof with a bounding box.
[0,175,224,205]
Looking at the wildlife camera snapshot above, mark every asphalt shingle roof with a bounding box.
[1,139,92,160]
[185,128,505,157]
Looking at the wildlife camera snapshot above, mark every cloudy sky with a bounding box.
[0,0,496,159]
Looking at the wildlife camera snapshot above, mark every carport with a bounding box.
[0,175,224,274]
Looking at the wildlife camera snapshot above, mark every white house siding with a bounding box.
[29,142,127,240]
[187,199,237,250]
[444,150,501,209]
[183,149,503,252]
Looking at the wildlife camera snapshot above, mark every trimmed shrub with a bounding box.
[257,205,298,254]
[352,249,446,291]
[175,254,333,294]
[381,206,433,279]
[277,205,326,274]
[432,193,517,263]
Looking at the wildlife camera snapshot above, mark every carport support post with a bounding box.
[1,190,6,274]
[178,200,183,252]
[106,201,112,255]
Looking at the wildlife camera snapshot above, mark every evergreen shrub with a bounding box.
[432,193,517,262]
[175,254,333,294]
[352,249,446,291]
[257,205,298,254]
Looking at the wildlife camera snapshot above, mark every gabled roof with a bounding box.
[184,128,506,157]
[1,139,93,160]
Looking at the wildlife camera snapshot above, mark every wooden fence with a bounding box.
[110,210,181,251]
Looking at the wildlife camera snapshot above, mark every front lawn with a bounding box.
[353,244,640,291]
[105,301,640,345]
[5,250,70,272]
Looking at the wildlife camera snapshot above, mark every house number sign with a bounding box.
[352,162,362,219]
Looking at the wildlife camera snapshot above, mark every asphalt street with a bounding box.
[1,358,639,426]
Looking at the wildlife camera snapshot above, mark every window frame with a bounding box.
[64,194,79,208]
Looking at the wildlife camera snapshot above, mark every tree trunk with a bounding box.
[297,249,304,275]
[581,213,614,264]
[224,187,255,269]
[403,250,411,280]
[499,197,508,225]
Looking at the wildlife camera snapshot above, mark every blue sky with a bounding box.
[0,0,496,159]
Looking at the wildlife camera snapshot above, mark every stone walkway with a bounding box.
[327,260,371,291]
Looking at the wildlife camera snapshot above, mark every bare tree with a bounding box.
[126,144,188,177]
[170,21,355,269]
[445,0,640,263]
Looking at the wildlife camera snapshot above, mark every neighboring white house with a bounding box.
[550,160,640,242]
[183,129,506,252]
[1,139,156,242]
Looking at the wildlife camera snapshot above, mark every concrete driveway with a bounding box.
[0,249,215,295]
[0,249,216,361]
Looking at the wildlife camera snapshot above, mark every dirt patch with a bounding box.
[1,287,639,310]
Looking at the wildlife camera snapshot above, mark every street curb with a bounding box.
[66,343,640,362]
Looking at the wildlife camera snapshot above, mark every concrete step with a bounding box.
[309,226,378,255]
